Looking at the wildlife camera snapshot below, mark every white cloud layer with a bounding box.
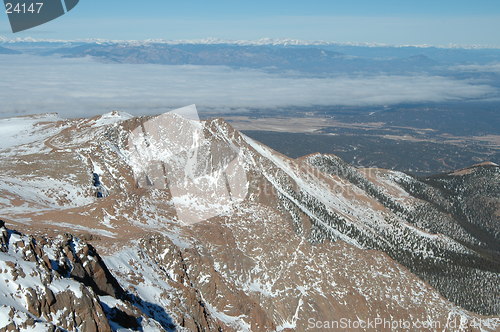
[451,63,500,73]
[0,55,497,118]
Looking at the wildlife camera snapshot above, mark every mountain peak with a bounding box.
[472,161,499,167]
[0,109,499,329]
[448,161,499,176]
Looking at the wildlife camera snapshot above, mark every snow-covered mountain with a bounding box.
[1,36,498,49]
[0,106,498,331]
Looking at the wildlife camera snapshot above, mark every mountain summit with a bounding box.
[0,107,499,330]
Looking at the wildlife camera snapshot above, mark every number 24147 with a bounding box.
[5,2,44,14]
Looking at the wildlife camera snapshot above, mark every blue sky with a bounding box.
[1,0,500,46]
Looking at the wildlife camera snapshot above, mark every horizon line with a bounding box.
[2,36,500,50]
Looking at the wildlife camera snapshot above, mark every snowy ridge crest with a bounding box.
[125,105,248,225]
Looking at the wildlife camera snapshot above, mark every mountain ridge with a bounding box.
[2,36,500,49]
[0,108,499,330]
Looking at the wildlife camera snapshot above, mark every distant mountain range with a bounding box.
[40,43,442,74]
[0,45,20,54]
[2,36,500,48]
[2,39,500,75]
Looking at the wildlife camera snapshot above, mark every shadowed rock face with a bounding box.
[0,109,499,330]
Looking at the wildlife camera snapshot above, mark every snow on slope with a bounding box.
[0,108,499,330]
[122,106,249,225]
[0,229,104,330]
[0,114,63,149]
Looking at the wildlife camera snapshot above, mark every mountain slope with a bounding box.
[302,154,500,315]
[0,107,499,330]
[0,220,172,331]
[0,45,20,54]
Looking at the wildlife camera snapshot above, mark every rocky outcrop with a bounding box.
[139,234,276,331]
[59,235,124,298]
[0,223,112,331]
[0,223,168,331]
[0,220,8,252]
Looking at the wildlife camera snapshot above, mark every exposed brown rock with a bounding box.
[1,111,499,331]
